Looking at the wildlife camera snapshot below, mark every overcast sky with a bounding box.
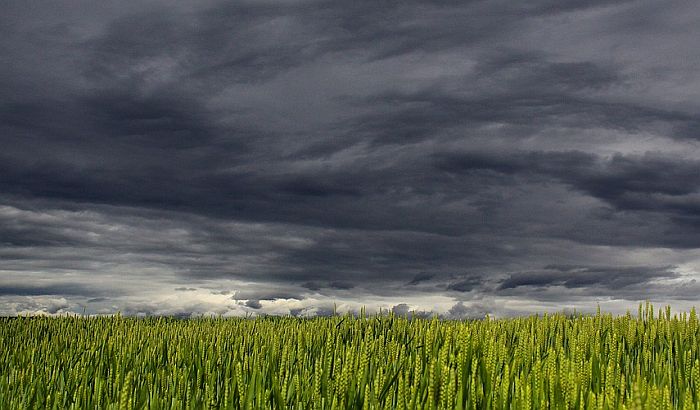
[2,0,700,317]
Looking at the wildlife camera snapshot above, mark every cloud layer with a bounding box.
[2,0,700,317]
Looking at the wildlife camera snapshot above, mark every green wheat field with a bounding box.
[2,303,699,409]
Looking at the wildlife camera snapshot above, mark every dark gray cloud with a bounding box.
[0,283,107,297]
[447,278,482,293]
[499,265,678,291]
[245,299,262,310]
[494,265,700,306]
[436,150,700,247]
[2,0,700,316]
[407,273,435,286]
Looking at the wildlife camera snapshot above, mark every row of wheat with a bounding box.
[1,303,699,409]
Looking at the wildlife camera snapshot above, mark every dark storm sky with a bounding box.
[2,0,700,317]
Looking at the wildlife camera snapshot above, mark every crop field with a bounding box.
[2,304,700,409]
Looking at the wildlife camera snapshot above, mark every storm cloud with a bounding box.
[2,0,700,317]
